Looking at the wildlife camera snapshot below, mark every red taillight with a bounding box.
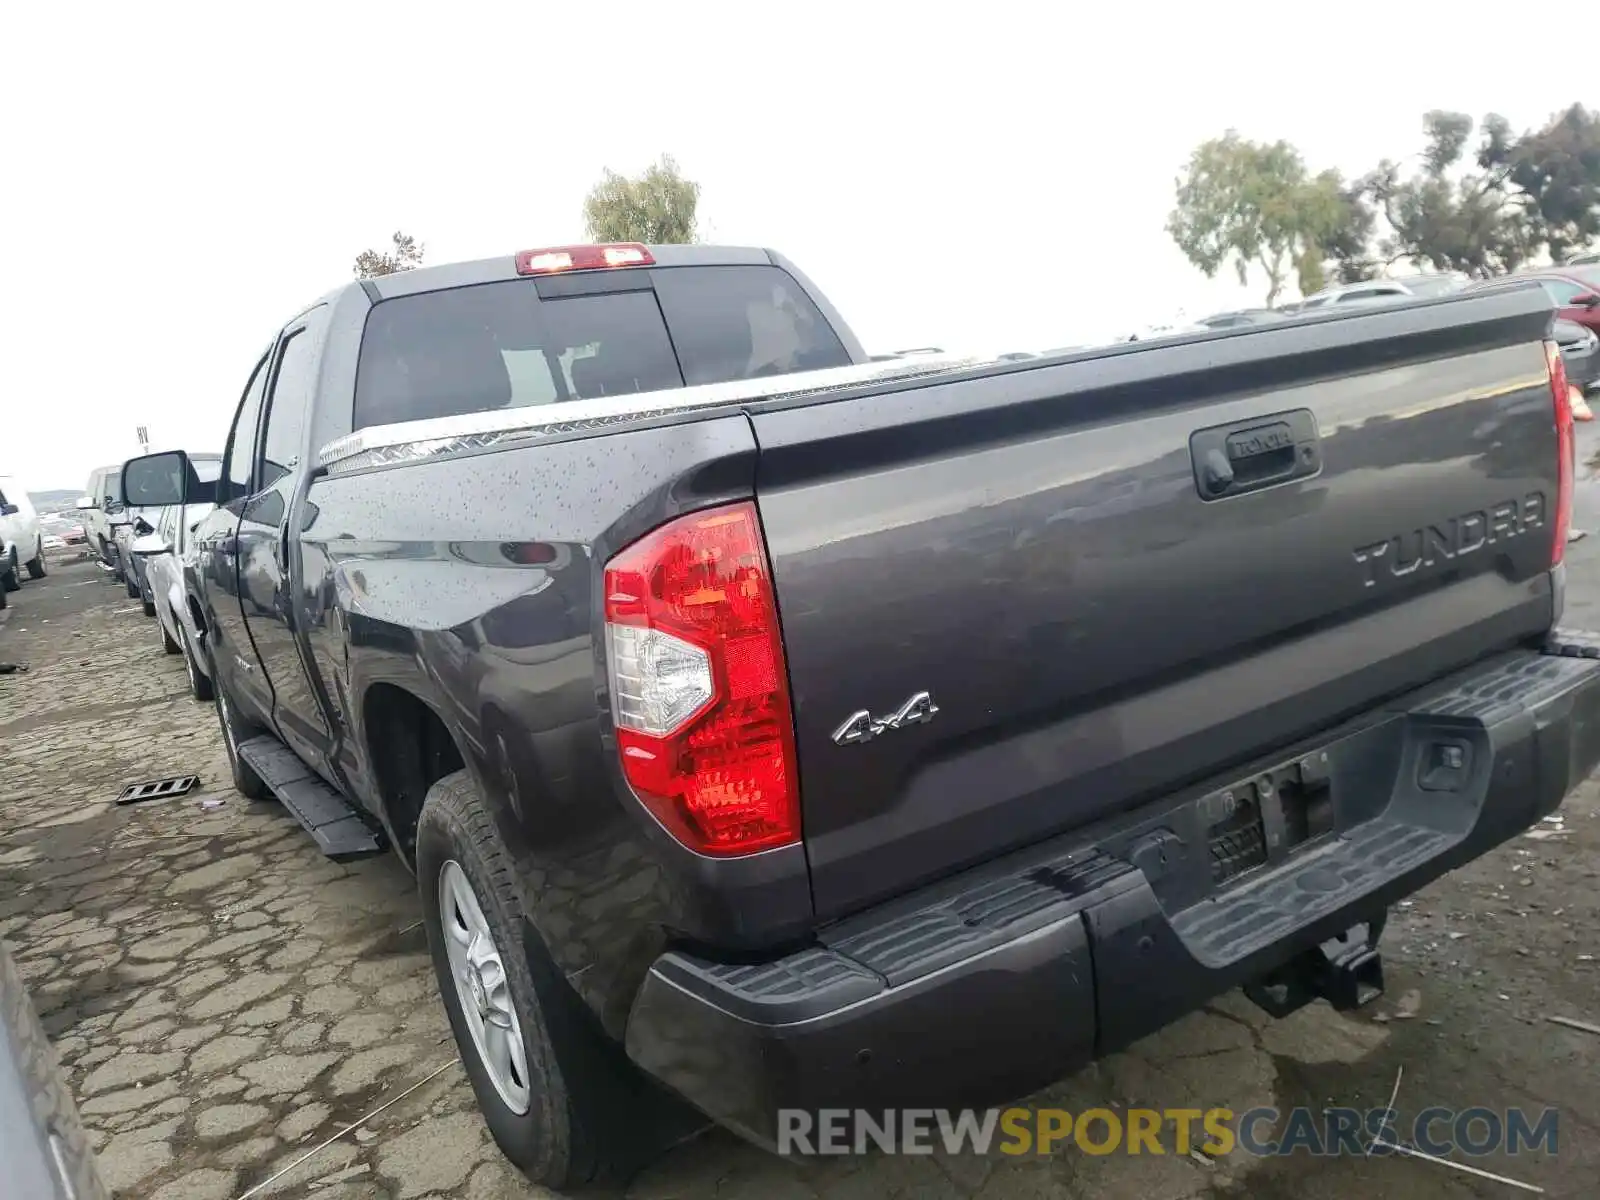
[1547,339,1574,567]
[515,243,655,275]
[603,502,800,856]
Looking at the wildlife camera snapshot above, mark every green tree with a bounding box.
[582,154,701,244]
[353,231,425,279]
[1334,106,1600,278]
[1481,104,1600,263]
[1167,133,1345,307]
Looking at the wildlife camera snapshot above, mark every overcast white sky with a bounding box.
[1,3,1585,492]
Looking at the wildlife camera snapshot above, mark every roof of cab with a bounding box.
[313,243,780,308]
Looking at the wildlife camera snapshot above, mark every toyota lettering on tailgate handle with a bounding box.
[1189,408,1322,501]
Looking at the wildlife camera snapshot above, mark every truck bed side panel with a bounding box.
[750,295,1562,918]
[295,414,812,1034]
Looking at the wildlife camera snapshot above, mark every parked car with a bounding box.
[1553,318,1599,389]
[1298,273,1465,311]
[1465,266,1600,340]
[1566,250,1600,266]
[77,464,133,580]
[0,474,44,593]
[0,938,112,1200]
[132,456,222,698]
[1196,305,1280,329]
[121,245,1600,1190]
[38,514,87,554]
[1194,307,1288,329]
[118,455,221,613]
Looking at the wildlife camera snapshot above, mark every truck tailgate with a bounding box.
[750,291,1565,919]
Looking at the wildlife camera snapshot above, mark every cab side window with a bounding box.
[221,352,272,506]
[260,326,317,489]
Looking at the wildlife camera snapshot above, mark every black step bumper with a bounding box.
[623,638,1600,1146]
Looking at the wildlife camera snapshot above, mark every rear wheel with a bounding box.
[1,550,19,592]
[214,681,269,800]
[416,771,655,1189]
[25,540,45,579]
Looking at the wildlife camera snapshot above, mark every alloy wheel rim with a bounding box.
[438,860,531,1114]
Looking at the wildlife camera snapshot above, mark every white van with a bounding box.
[0,473,45,593]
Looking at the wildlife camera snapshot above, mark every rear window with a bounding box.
[353,265,851,431]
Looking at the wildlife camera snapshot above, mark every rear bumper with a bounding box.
[624,637,1600,1145]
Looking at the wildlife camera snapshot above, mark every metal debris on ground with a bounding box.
[1546,1014,1600,1038]
[113,774,201,806]
[1366,1066,1404,1159]
[1368,1138,1545,1193]
[233,1057,461,1200]
[198,797,227,812]
[1525,815,1568,840]
[1364,1064,1544,1192]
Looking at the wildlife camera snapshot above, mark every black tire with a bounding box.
[416,771,659,1190]
[25,541,45,579]
[1,552,18,593]
[0,583,7,609]
[124,563,140,599]
[100,538,123,582]
[158,608,180,655]
[181,624,214,702]
[214,681,270,800]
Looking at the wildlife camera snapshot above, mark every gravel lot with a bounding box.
[4,482,1600,1199]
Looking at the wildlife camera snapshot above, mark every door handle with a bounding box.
[1189,408,1321,501]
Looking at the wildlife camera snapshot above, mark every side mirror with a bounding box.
[121,450,192,508]
[131,532,171,557]
[0,503,17,517]
[75,495,95,510]
[1576,293,1600,309]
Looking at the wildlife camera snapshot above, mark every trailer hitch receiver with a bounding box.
[1243,917,1386,1018]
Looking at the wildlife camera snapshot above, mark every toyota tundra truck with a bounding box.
[119,247,1600,1189]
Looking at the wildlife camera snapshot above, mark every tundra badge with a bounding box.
[832,691,940,746]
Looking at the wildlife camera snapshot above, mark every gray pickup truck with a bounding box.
[121,246,1600,1188]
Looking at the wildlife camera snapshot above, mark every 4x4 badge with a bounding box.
[831,691,939,746]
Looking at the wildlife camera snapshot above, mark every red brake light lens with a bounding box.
[1547,339,1574,567]
[603,502,800,856]
[515,243,655,275]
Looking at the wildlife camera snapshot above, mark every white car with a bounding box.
[132,459,221,700]
[0,473,45,597]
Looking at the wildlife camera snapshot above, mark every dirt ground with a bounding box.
[4,469,1600,1200]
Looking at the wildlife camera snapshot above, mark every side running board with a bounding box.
[235,736,385,860]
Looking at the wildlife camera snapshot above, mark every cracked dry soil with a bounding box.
[2,555,1599,1200]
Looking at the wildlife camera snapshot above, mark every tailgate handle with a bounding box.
[1190,408,1321,501]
